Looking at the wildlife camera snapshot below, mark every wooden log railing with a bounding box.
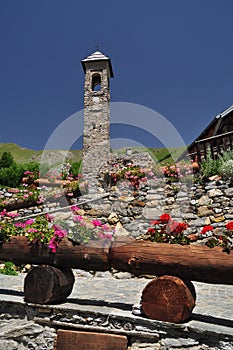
[0,236,232,323]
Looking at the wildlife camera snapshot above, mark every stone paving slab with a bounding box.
[0,272,233,338]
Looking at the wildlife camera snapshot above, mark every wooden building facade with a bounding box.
[181,105,233,163]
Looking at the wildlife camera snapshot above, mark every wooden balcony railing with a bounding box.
[195,130,233,163]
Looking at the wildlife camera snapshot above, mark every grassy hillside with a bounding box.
[0,143,187,165]
[113,146,187,164]
[0,143,82,164]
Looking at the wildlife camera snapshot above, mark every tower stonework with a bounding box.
[81,51,114,179]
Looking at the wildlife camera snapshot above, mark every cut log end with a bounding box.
[141,275,196,323]
[24,265,75,304]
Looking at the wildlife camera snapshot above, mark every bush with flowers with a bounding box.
[198,223,233,253]
[0,188,41,211]
[161,161,194,183]
[145,213,190,245]
[108,163,163,190]
[109,164,147,189]
[0,206,114,253]
[145,214,233,253]
[62,205,114,244]
[107,160,195,190]
[0,209,66,253]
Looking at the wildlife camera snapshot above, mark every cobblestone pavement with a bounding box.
[0,271,233,336]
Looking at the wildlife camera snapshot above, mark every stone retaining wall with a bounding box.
[0,296,232,350]
[2,176,233,240]
[81,176,233,240]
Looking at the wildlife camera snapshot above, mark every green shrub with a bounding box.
[219,160,233,181]
[22,161,39,176]
[0,261,18,276]
[70,160,82,177]
[0,151,15,168]
[221,150,233,162]
[0,163,24,187]
[201,149,223,178]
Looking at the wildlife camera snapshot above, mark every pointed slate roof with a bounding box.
[81,50,114,77]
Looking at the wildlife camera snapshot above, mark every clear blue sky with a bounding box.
[0,0,232,150]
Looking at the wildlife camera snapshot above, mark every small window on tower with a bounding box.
[92,73,101,91]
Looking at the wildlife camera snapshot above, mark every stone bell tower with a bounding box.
[81,50,114,178]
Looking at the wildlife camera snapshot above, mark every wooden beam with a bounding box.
[0,237,233,284]
[141,276,196,323]
[56,330,128,350]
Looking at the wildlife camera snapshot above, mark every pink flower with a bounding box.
[27,228,38,233]
[97,232,113,240]
[7,212,19,218]
[71,205,80,212]
[45,214,54,222]
[23,194,29,198]
[48,238,57,253]
[15,222,26,228]
[148,171,154,177]
[53,225,68,238]
[25,219,35,225]
[101,224,111,231]
[73,215,83,222]
[92,219,102,227]
[0,209,7,217]
[55,230,65,239]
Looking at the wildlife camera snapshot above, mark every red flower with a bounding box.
[171,221,188,234]
[147,228,155,235]
[226,222,233,231]
[200,225,213,235]
[177,222,189,231]
[159,213,171,223]
[167,219,177,232]
[150,220,160,226]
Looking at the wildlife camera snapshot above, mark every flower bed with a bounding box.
[0,207,114,253]
[145,213,233,253]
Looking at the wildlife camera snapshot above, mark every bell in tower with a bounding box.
[81,50,114,181]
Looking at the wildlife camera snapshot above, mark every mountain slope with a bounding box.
[0,143,186,165]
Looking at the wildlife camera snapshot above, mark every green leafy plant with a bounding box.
[221,150,233,162]
[0,206,114,253]
[70,160,82,177]
[198,223,233,253]
[201,148,223,178]
[0,261,18,276]
[0,152,15,168]
[65,206,114,244]
[110,164,147,189]
[205,236,232,253]
[219,159,233,181]
[0,210,67,253]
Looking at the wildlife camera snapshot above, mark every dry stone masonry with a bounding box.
[81,51,113,179]
[0,272,233,350]
[2,175,233,241]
